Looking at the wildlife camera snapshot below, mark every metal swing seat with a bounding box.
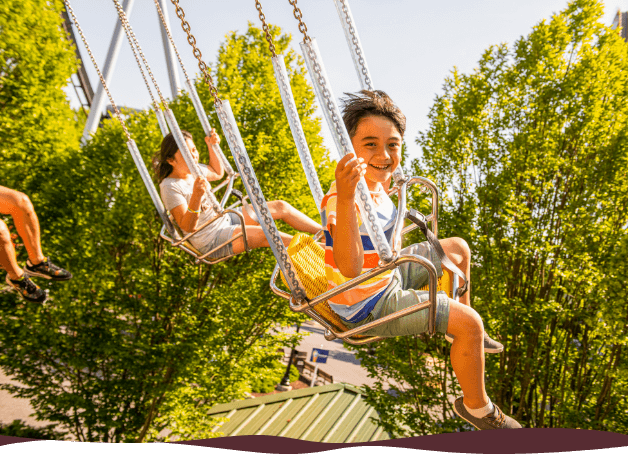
[65,0,252,266]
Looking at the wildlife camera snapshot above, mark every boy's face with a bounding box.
[350,115,402,189]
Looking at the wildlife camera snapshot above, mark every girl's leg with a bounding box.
[267,200,321,234]
[0,187,46,265]
[0,220,23,280]
[447,300,489,409]
[229,225,292,255]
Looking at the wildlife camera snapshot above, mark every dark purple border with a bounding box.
[3,429,626,452]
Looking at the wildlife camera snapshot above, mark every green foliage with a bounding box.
[0,420,67,440]
[249,359,300,394]
[351,0,628,434]
[0,0,81,191]
[0,19,330,443]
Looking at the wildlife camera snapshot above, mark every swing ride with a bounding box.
[64,0,467,346]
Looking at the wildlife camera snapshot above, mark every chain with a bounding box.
[303,41,390,260]
[288,0,311,43]
[339,0,373,90]
[169,0,221,106]
[63,0,131,141]
[153,0,190,82]
[255,0,276,57]
[112,0,168,108]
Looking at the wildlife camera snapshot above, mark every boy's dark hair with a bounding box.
[153,130,193,183]
[341,90,406,138]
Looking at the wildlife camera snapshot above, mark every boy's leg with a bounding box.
[439,237,471,306]
[267,200,321,234]
[0,219,23,280]
[0,186,45,265]
[401,239,502,353]
[446,300,487,408]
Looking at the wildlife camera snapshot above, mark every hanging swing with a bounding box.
[252,0,467,344]
[330,0,466,300]
[64,0,249,266]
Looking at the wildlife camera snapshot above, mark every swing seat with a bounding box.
[280,233,454,343]
[160,206,248,266]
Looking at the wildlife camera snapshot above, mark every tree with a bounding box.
[349,0,628,434]
[0,18,333,442]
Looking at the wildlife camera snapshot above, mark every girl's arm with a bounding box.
[331,154,367,278]
[204,129,225,182]
[170,176,208,232]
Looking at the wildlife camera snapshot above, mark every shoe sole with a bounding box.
[5,285,48,303]
[25,269,73,281]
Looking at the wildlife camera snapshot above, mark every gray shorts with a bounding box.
[343,241,451,337]
[199,208,243,259]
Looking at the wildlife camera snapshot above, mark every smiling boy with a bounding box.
[320,90,520,430]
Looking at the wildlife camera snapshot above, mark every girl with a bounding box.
[155,129,321,259]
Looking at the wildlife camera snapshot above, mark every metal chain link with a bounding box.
[112,0,168,107]
[288,0,311,43]
[255,0,277,57]
[303,41,390,259]
[339,0,373,90]
[63,0,131,141]
[216,104,306,302]
[168,0,221,106]
[152,0,190,83]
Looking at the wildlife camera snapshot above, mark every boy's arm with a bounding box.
[331,154,367,278]
[204,129,225,182]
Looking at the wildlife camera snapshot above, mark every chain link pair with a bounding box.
[169,0,221,105]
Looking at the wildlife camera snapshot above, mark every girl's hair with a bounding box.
[341,90,406,138]
[153,130,193,183]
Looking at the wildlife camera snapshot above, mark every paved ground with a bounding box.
[282,319,378,388]
[0,369,52,429]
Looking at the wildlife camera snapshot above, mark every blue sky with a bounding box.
[64,0,628,162]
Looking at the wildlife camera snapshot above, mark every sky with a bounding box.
[64,0,628,163]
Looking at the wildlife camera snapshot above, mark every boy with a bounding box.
[1,186,72,303]
[321,90,520,430]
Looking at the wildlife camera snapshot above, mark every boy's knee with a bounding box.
[455,303,484,338]
[453,237,470,259]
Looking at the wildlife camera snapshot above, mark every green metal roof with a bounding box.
[207,383,392,443]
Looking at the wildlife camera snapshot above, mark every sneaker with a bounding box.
[453,397,522,430]
[25,257,72,281]
[5,273,48,303]
[445,331,504,354]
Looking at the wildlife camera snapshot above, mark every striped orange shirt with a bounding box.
[320,181,397,322]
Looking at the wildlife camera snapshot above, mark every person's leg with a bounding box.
[230,225,292,255]
[0,220,23,280]
[446,300,488,409]
[439,237,470,306]
[267,200,321,234]
[0,186,45,265]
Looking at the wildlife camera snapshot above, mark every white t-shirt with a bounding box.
[159,164,231,251]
